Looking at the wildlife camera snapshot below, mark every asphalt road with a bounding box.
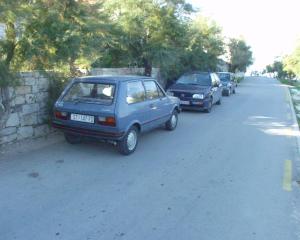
[1,77,300,240]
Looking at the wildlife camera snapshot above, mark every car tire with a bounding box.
[165,110,178,131]
[216,97,221,105]
[117,126,139,155]
[64,133,82,144]
[233,89,236,94]
[204,99,213,113]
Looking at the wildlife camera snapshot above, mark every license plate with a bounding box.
[70,114,94,123]
[180,100,190,105]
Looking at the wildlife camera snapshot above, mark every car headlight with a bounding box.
[166,91,174,96]
[192,94,204,99]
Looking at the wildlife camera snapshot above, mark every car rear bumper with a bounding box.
[222,88,230,94]
[52,121,125,141]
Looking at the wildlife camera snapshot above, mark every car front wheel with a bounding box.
[117,126,139,155]
[205,99,213,113]
[165,110,178,131]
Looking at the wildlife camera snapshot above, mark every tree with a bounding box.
[284,41,300,78]
[18,0,110,76]
[228,38,253,72]
[265,59,294,79]
[0,0,33,84]
[94,1,225,81]
[0,0,111,79]
[184,16,224,71]
[96,0,194,76]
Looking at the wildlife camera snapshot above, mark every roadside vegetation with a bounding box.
[0,0,253,122]
[265,40,300,123]
[265,39,300,81]
[0,0,253,85]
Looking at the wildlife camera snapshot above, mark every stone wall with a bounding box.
[0,72,51,145]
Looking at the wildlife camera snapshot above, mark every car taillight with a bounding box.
[54,111,68,120]
[98,116,116,127]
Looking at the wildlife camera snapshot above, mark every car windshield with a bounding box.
[176,73,211,86]
[63,82,115,104]
[217,73,231,82]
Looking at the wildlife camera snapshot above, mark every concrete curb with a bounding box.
[285,86,300,183]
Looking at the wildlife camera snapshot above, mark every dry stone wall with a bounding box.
[0,72,51,145]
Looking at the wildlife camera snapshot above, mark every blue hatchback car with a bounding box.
[52,76,180,155]
[167,72,222,113]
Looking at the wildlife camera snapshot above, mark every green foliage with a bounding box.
[0,0,249,87]
[43,71,70,123]
[228,38,253,73]
[284,41,300,78]
[0,0,110,86]
[93,1,225,81]
[265,60,294,79]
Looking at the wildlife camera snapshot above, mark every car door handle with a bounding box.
[149,104,157,110]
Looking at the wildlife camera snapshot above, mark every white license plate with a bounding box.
[70,114,94,123]
[180,100,190,105]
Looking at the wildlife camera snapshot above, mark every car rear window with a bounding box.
[217,73,231,81]
[63,82,115,104]
[177,73,211,86]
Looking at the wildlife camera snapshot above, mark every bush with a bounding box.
[42,72,70,124]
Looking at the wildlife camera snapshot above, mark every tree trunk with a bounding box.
[0,87,11,129]
[5,21,16,68]
[143,58,152,77]
[69,57,77,77]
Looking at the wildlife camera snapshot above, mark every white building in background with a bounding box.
[0,24,5,39]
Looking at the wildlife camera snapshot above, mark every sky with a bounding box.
[188,0,300,71]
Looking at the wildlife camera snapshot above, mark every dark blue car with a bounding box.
[52,76,180,155]
[167,72,222,113]
[217,72,236,96]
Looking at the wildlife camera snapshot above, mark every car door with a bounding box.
[143,80,165,129]
[124,80,150,131]
[155,81,173,123]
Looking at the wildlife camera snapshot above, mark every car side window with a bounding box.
[144,81,159,100]
[126,81,146,104]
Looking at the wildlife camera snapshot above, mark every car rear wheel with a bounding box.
[165,110,178,131]
[227,88,231,96]
[64,133,82,144]
[117,126,139,155]
[216,97,221,105]
[233,89,236,94]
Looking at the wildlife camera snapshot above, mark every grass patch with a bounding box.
[279,78,300,89]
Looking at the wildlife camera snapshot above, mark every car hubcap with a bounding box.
[171,114,177,128]
[127,130,137,151]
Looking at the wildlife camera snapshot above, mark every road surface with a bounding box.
[0,77,300,240]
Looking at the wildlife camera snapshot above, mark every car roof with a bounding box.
[183,71,212,75]
[74,75,154,83]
